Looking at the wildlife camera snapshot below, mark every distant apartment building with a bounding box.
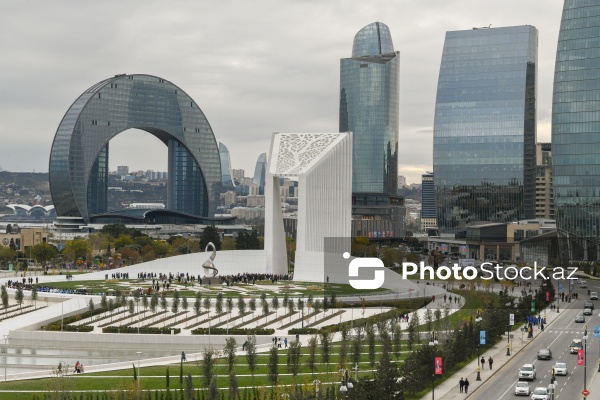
[535,143,554,219]
[221,191,237,207]
[232,169,245,180]
[117,166,129,176]
[247,195,265,207]
[397,175,407,189]
[231,207,265,220]
[248,184,260,196]
[421,172,437,232]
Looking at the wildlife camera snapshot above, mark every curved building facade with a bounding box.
[49,74,221,223]
[340,22,404,239]
[552,1,600,261]
[433,26,538,235]
[253,153,267,195]
[219,142,235,188]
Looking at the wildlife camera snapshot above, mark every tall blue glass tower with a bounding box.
[433,26,538,236]
[340,22,404,239]
[219,142,235,188]
[552,0,600,262]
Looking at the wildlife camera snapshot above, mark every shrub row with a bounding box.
[288,328,318,335]
[43,324,94,332]
[191,327,274,335]
[42,307,107,330]
[102,326,180,335]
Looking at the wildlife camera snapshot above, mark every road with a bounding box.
[469,276,600,400]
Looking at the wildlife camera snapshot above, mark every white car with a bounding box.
[591,292,599,300]
[514,381,530,396]
[531,387,549,400]
[519,364,536,380]
[554,362,567,376]
[584,307,593,316]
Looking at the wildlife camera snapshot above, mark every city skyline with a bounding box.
[2,1,564,183]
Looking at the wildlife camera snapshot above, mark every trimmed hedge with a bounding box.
[191,327,274,335]
[43,324,94,332]
[102,326,180,335]
[288,328,318,335]
[42,307,108,331]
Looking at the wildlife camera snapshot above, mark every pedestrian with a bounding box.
[481,356,485,369]
[459,377,464,393]
[464,378,470,393]
[284,338,288,348]
[181,351,187,362]
[488,356,493,370]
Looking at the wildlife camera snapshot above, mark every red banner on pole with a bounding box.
[435,357,443,375]
[546,291,550,301]
[578,349,585,366]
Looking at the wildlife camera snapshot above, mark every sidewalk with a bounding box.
[421,303,570,400]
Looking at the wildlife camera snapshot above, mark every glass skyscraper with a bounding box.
[219,142,235,188]
[253,153,267,195]
[433,26,538,236]
[49,74,221,223]
[340,22,404,239]
[552,0,600,261]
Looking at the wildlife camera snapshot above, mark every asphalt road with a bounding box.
[469,277,600,400]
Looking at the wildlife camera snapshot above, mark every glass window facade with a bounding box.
[219,142,235,188]
[340,22,404,239]
[421,173,436,219]
[433,26,538,235]
[49,74,221,222]
[252,153,267,195]
[552,0,600,261]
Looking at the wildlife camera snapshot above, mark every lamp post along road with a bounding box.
[584,326,588,400]
[3,335,7,382]
[136,352,142,391]
[428,331,438,400]
[476,316,483,381]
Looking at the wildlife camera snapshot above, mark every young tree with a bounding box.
[287,299,295,322]
[287,340,302,378]
[160,295,168,314]
[228,370,239,400]
[366,324,376,373]
[282,293,289,310]
[101,292,108,317]
[392,323,402,360]
[207,375,219,400]
[339,324,349,368]
[226,297,233,316]
[425,308,433,332]
[142,294,149,313]
[351,326,363,367]
[203,297,212,315]
[272,296,279,317]
[320,332,332,374]
[128,299,135,316]
[223,337,237,372]
[31,285,38,309]
[407,313,419,350]
[172,296,180,315]
[237,295,246,320]
[262,301,270,323]
[1,286,9,313]
[216,293,224,320]
[150,293,158,315]
[201,347,217,387]
[182,297,189,315]
[267,345,279,386]
[307,336,318,377]
[88,298,95,315]
[249,298,256,316]
[195,295,203,322]
[246,335,258,381]
[15,286,24,309]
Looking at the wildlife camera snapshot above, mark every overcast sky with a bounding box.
[1,0,564,184]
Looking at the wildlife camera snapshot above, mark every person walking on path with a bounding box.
[480,356,485,369]
[459,378,464,393]
[464,378,470,394]
[488,356,493,369]
[181,351,187,362]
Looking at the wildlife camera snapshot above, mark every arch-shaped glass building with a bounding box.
[552,0,600,261]
[49,74,221,223]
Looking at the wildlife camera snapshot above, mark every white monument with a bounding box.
[265,132,352,281]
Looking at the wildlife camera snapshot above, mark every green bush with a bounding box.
[191,327,274,335]
[43,324,94,332]
[288,328,318,335]
[102,326,180,334]
[42,306,107,330]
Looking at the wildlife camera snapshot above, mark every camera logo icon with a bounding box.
[345,252,385,290]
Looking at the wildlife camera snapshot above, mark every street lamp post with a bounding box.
[313,379,320,399]
[353,362,359,382]
[428,331,438,400]
[584,326,588,400]
[136,351,142,391]
[476,316,482,381]
[548,381,555,400]
[339,368,349,400]
[301,295,304,329]
[3,335,8,382]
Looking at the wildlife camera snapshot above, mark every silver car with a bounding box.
[554,362,567,376]
[518,364,536,380]
[514,381,530,396]
[531,387,549,400]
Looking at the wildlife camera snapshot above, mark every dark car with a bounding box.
[584,300,594,310]
[575,314,586,323]
[537,348,552,360]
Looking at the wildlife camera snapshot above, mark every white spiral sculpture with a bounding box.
[202,242,218,277]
